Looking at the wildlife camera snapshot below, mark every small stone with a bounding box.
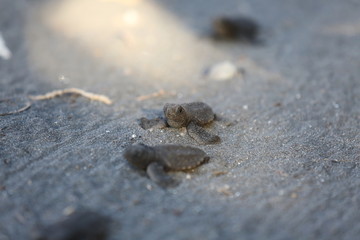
[58,75,70,84]
[63,206,76,216]
[290,193,298,198]
[207,61,238,81]
[3,159,10,165]
[332,102,340,109]
[212,171,228,177]
[172,209,183,217]
[217,184,232,196]
[0,32,12,60]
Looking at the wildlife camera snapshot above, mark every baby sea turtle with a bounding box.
[34,210,111,240]
[212,16,260,42]
[124,143,209,187]
[164,102,220,144]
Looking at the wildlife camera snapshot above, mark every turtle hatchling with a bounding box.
[33,210,111,240]
[212,16,260,42]
[124,143,209,187]
[164,102,220,144]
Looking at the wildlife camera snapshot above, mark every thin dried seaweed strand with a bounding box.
[29,88,112,105]
[0,99,31,116]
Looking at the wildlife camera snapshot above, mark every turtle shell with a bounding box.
[154,145,209,171]
[182,102,215,126]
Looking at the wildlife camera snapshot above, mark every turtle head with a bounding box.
[163,103,188,128]
[213,17,237,39]
[123,143,155,170]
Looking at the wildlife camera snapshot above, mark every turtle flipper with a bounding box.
[139,117,167,130]
[146,162,178,188]
[187,122,220,145]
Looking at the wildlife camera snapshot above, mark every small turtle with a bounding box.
[164,102,220,144]
[212,16,260,42]
[33,210,111,240]
[124,143,209,187]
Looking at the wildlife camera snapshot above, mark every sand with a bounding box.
[0,0,359,239]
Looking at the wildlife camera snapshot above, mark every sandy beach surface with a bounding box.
[1,0,359,239]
